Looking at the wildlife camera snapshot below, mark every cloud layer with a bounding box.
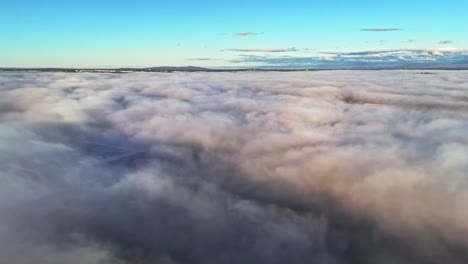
[1,71,468,264]
[230,47,468,68]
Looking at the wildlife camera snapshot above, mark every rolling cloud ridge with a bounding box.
[1,71,468,264]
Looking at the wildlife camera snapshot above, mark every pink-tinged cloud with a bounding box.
[2,71,468,263]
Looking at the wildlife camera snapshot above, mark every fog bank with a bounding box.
[1,71,468,264]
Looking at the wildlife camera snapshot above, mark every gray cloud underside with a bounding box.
[1,71,468,264]
[440,40,454,44]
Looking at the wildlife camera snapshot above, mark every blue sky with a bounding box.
[1,0,467,68]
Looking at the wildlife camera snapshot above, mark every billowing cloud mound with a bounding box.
[1,71,468,264]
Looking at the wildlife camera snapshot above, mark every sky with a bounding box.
[1,0,467,68]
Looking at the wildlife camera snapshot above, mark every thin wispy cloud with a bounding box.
[361,28,404,31]
[224,47,298,52]
[235,32,258,36]
[185,58,218,61]
[439,40,454,44]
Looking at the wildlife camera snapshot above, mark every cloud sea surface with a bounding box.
[1,71,468,264]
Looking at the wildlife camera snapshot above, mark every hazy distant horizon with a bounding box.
[2,64,468,71]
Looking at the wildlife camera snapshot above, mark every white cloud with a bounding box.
[235,32,258,36]
[321,47,466,56]
[1,71,468,263]
[228,47,468,68]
